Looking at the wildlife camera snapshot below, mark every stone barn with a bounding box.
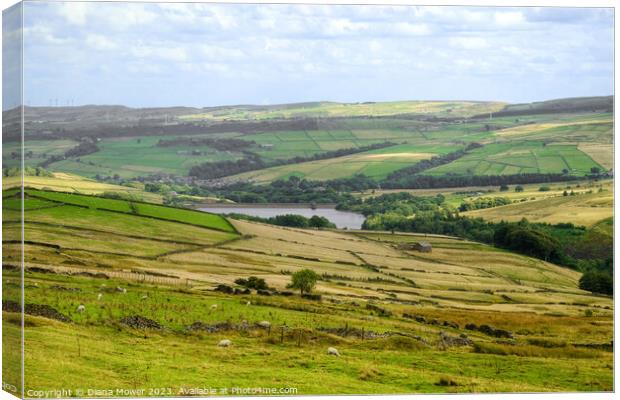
[398,241,432,253]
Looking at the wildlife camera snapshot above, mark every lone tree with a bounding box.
[289,269,319,295]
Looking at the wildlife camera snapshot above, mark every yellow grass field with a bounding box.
[230,151,436,183]
[578,143,614,169]
[462,189,613,227]
[3,172,164,203]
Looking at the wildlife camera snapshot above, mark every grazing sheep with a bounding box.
[116,286,126,294]
[327,347,340,357]
[257,321,271,329]
[218,339,232,347]
[210,304,218,311]
[76,304,86,313]
[141,295,148,300]
[97,293,103,300]
[246,301,251,306]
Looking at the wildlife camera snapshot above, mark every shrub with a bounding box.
[437,376,458,386]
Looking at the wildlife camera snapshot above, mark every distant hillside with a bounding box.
[477,96,613,118]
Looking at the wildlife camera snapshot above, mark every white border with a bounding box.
[0,1,616,400]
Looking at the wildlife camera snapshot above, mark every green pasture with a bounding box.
[2,139,78,168]
[425,141,603,176]
[23,189,237,233]
[47,135,243,179]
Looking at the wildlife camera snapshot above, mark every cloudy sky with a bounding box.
[7,2,615,107]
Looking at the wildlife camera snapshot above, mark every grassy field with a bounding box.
[426,141,603,176]
[178,101,507,121]
[232,144,458,182]
[47,135,244,179]
[2,139,78,169]
[2,190,613,395]
[462,184,613,227]
[3,172,164,203]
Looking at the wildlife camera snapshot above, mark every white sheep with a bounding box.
[246,301,251,306]
[327,347,340,357]
[257,321,271,329]
[141,294,148,300]
[76,304,86,313]
[97,293,103,301]
[218,339,232,347]
[210,304,218,311]
[116,286,126,294]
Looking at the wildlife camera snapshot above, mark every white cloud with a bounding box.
[21,3,614,106]
[324,18,368,35]
[86,34,117,50]
[57,2,88,26]
[494,11,525,26]
[392,22,432,36]
[450,37,489,50]
[131,45,187,62]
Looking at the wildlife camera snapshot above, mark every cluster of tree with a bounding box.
[458,197,511,212]
[188,152,264,179]
[234,276,269,290]
[206,175,376,204]
[156,137,255,151]
[189,142,396,180]
[381,173,581,189]
[39,140,100,167]
[493,223,563,263]
[3,166,53,177]
[226,213,336,229]
[579,270,613,295]
[64,141,100,158]
[338,192,445,216]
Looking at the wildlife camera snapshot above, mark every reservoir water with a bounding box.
[198,204,366,230]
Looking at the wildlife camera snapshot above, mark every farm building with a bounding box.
[398,241,432,253]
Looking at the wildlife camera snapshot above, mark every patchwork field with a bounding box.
[8,105,612,183]
[232,144,457,182]
[47,135,244,179]
[2,190,613,395]
[425,141,603,176]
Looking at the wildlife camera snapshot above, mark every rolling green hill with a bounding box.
[2,190,613,393]
[7,98,612,184]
